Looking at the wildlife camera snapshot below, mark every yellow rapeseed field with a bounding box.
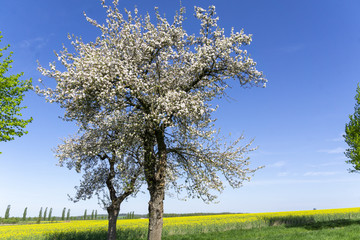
[1,207,360,240]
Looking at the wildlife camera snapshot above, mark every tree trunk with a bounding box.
[106,155,122,240]
[107,204,120,240]
[146,127,167,240]
[147,186,165,240]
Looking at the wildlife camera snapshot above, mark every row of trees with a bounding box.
[83,209,99,220]
[2,205,102,222]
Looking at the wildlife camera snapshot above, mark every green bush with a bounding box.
[0,217,21,224]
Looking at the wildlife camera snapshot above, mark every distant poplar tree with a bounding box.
[61,207,66,221]
[43,207,48,221]
[22,207,27,221]
[83,209,87,220]
[95,210,98,220]
[66,209,70,220]
[4,205,10,219]
[48,208,53,221]
[37,207,43,224]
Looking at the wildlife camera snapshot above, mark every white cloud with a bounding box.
[307,161,343,168]
[328,137,344,142]
[303,171,340,177]
[249,150,279,157]
[326,133,345,142]
[277,172,290,177]
[19,37,48,50]
[249,177,357,186]
[269,161,286,168]
[318,147,345,154]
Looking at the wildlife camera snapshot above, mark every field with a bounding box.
[1,207,360,239]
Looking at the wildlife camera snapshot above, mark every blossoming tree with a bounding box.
[37,1,266,239]
[54,113,144,239]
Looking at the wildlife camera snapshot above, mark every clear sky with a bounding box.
[1,0,360,218]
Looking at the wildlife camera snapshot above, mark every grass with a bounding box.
[163,219,360,240]
[16,223,360,240]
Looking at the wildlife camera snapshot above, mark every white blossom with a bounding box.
[37,1,266,204]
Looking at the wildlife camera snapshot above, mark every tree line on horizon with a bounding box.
[0,205,107,223]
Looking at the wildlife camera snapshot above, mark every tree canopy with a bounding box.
[0,33,32,149]
[344,84,360,172]
[37,1,266,239]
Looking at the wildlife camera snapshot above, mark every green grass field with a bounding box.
[163,219,360,240]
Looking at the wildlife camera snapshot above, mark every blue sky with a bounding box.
[1,0,360,218]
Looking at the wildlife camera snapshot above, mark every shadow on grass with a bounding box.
[266,216,360,230]
[44,229,147,240]
[300,219,360,230]
[266,216,316,227]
